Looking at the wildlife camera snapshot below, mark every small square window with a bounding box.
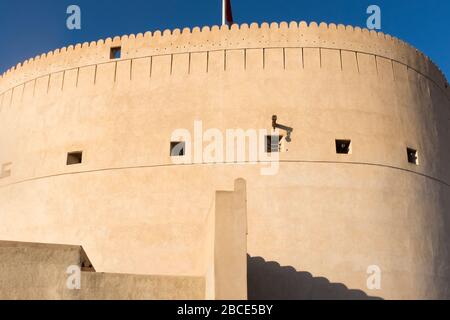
[336,140,351,154]
[110,46,122,59]
[170,142,186,157]
[407,148,419,165]
[67,151,83,165]
[265,135,283,153]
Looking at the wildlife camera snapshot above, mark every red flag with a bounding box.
[223,0,234,26]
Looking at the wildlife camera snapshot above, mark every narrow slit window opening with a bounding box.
[407,148,419,165]
[170,141,186,157]
[335,140,352,155]
[110,46,122,59]
[67,151,83,165]
[265,135,284,153]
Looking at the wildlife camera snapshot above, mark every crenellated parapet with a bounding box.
[0,21,449,95]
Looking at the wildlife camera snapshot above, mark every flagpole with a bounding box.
[222,0,234,26]
[222,0,226,26]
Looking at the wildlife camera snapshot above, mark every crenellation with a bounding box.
[308,21,318,29]
[248,22,258,31]
[0,22,448,100]
[287,21,297,29]
[319,22,328,31]
[345,25,354,32]
[14,62,22,74]
[259,22,269,31]
[279,21,288,30]
[336,24,345,32]
[269,22,279,30]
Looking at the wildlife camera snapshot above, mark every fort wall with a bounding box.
[0,22,449,299]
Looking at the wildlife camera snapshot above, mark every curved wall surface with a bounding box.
[0,22,449,299]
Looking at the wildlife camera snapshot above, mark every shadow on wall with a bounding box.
[247,256,383,300]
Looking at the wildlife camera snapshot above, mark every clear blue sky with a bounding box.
[0,0,448,79]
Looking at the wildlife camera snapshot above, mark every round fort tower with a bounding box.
[0,21,449,299]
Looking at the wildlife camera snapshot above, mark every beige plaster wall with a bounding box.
[0,21,449,299]
[0,241,89,299]
[0,241,205,300]
[205,179,247,300]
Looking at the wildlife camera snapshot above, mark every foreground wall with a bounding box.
[0,241,205,300]
[0,182,247,300]
[0,22,449,299]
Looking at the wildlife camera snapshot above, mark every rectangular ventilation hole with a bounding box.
[265,135,283,153]
[67,151,83,165]
[407,148,419,165]
[110,46,122,59]
[336,140,352,154]
[170,142,186,157]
